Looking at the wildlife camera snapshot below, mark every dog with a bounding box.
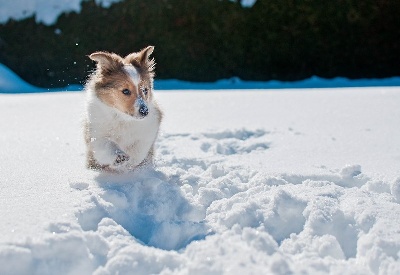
[84,46,163,172]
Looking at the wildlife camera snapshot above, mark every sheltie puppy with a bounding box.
[84,46,162,172]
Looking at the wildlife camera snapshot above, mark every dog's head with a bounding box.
[88,46,155,119]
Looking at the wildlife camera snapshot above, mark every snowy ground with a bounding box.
[1,87,400,274]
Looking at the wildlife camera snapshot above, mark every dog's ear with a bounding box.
[89,52,122,73]
[138,46,154,65]
[125,46,155,73]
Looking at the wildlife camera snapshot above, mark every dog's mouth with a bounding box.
[126,110,148,120]
[132,114,146,120]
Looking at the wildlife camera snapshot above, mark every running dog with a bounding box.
[84,46,162,172]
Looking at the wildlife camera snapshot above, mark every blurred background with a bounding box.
[0,0,399,88]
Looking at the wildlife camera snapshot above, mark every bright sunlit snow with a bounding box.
[0,65,400,274]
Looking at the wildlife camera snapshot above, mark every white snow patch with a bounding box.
[0,0,254,26]
[0,0,121,25]
[238,0,258,8]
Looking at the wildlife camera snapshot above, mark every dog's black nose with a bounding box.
[139,105,149,116]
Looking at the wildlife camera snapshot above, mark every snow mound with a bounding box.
[76,168,209,251]
[154,76,400,90]
[0,63,41,93]
[1,62,400,93]
[12,129,392,274]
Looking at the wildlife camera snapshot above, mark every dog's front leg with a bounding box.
[91,138,129,166]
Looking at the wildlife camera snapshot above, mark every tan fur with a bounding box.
[84,46,162,172]
[94,71,139,116]
[88,47,155,116]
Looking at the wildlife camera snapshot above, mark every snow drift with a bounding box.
[1,62,400,93]
[1,87,400,274]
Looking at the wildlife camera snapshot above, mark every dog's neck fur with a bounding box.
[86,88,161,125]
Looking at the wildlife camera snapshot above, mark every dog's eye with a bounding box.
[122,89,131,96]
[141,87,148,95]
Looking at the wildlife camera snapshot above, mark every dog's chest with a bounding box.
[115,120,157,147]
[111,115,159,164]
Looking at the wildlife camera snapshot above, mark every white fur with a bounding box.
[85,87,161,171]
[124,65,140,86]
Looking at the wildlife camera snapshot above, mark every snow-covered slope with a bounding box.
[0,63,42,93]
[0,0,121,25]
[0,0,256,26]
[1,62,400,93]
[0,88,399,274]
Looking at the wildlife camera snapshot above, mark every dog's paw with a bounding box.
[114,152,130,166]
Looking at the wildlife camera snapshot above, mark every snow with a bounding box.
[1,1,399,273]
[1,69,400,275]
[232,0,258,8]
[154,76,400,90]
[1,62,400,93]
[0,0,120,25]
[0,64,42,93]
[0,0,255,26]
